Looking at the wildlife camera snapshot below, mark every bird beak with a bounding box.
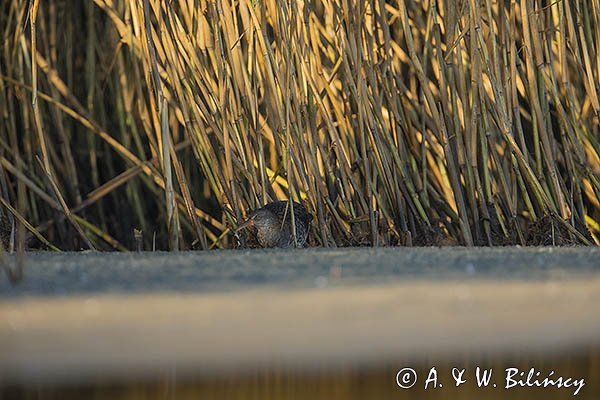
[234,217,255,233]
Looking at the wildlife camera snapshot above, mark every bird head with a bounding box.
[235,214,256,233]
[235,209,274,233]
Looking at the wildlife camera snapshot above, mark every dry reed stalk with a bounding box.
[0,0,598,250]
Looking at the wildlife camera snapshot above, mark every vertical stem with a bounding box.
[143,0,179,250]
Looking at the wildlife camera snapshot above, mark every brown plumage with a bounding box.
[235,201,312,248]
[0,212,12,251]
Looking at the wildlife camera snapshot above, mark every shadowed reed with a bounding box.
[0,0,599,250]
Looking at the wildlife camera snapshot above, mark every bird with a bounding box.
[235,200,312,248]
[0,212,12,251]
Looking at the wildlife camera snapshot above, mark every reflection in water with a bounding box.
[3,349,598,399]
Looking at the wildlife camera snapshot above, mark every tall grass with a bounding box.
[0,0,599,250]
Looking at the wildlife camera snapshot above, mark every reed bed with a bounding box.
[0,0,599,250]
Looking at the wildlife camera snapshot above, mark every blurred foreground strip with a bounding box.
[1,277,600,385]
